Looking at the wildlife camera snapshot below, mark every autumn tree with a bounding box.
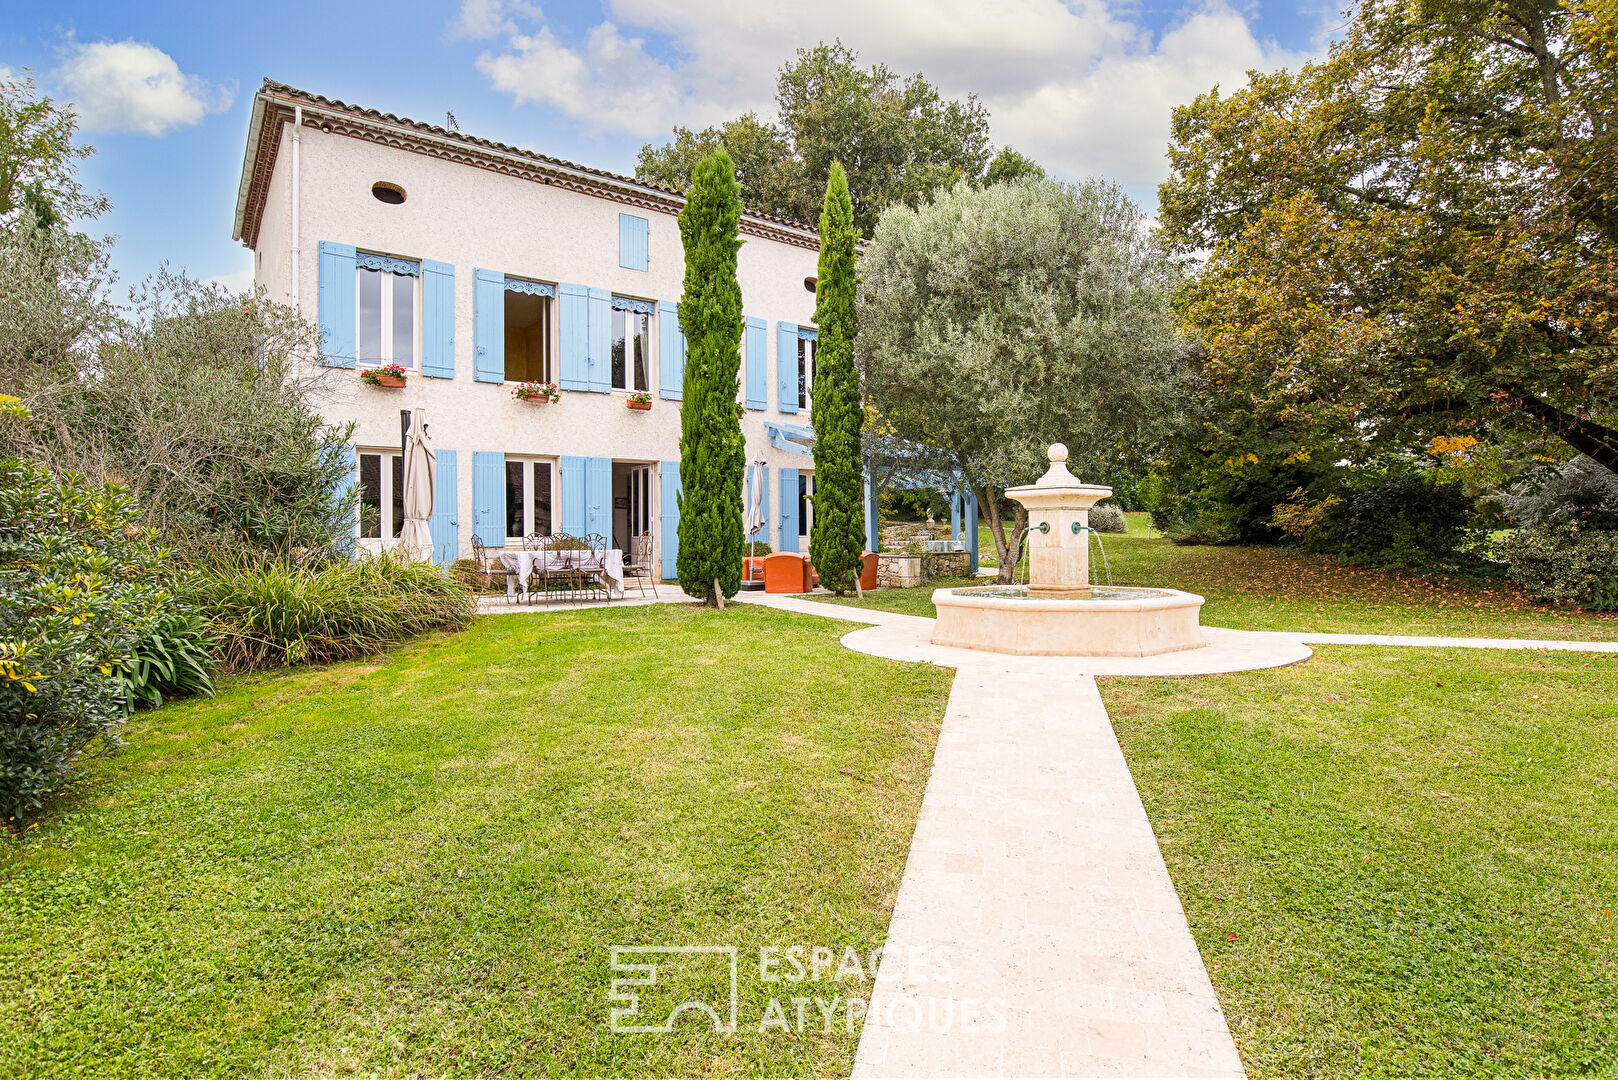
[637,42,1002,235]
[858,178,1187,582]
[1159,0,1618,476]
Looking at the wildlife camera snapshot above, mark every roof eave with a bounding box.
[231,93,268,243]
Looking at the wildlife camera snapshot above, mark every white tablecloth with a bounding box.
[498,548,624,599]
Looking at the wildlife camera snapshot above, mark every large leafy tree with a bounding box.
[675,150,747,606]
[638,42,997,235]
[809,162,864,595]
[1159,0,1618,475]
[858,178,1188,582]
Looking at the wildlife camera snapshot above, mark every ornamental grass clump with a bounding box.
[193,552,475,673]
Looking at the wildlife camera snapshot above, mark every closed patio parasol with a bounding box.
[398,408,437,562]
[745,459,766,541]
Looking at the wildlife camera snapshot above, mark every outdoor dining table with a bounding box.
[497,549,625,600]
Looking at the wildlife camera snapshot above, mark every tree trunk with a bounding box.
[979,483,1028,584]
[1509,387,1618,475]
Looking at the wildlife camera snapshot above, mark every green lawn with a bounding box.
[0,606,952,1078]
[831,526,1618,641]
[1100,647,1618,1078]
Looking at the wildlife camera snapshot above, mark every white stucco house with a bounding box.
[231,79,875,579]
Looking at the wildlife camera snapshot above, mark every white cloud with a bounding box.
[451,0,543,40]
[460,0,1319,194]
[55,39,234,137]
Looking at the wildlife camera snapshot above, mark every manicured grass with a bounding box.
[835,528,1618,641]
[0,606,952,1077]
[1100,647,1618,1078]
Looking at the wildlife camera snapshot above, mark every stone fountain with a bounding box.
[931,443,1207,657]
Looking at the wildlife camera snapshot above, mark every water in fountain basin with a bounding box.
[952,584,1167,601]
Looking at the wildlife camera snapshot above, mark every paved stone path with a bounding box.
[481,587,1616,1077]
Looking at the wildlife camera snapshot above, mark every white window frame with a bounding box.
[611,307,651,392]
[505,457,555,543]
[356,265,420,369]
[798,336,816,410]
[356,450,404,549]
[798,472,814,540]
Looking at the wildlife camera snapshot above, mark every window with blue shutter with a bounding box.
[558,283,590,390]
[430,449,458,564]
[587,287,612,393]
[561,456,587,536]
[658,301,684,400]
[472,451,505,547]
[619,213,649,271]
[660,461,682,578]
[422,259,455,379]
[317,242,357,368]
[472,268,504,383]
[745,317,767,410]
[776,322,798,413]
[778,467,800,551]
[586,457,612,539]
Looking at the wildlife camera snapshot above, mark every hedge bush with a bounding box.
[1499,523,1618,608]
[0,457,184,819]
[1329,474,1478,567]
[1088,504,1126,533]
[192,552,476,673]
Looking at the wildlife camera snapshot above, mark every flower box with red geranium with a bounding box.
[627,391,653,411]
[513,381,560,404]
[361,364,407,388]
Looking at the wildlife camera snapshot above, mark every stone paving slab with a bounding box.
[850,666,1244,1079]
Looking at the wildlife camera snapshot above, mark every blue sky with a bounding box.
[3,1,1333,295]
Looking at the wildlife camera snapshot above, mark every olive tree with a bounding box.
[857,177,1187,582]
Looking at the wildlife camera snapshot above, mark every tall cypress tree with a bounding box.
[809,161,865,595]
[675,149,746,606]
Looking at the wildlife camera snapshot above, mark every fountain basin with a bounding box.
[931,584,1206,657]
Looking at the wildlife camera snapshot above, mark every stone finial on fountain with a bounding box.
[1038,443,1077,485]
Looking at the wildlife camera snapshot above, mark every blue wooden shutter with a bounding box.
[964,490,979,572]
[561,456,587,536]
[422,259,455,379]
[317,241,357,368]
[659,301,684,400]
[777,321,798,413]
[472,268,504,383]
[864,472,879,553]
[558,283,589,390]
[587,287,612,393]
[745,317,767,410]
[472,451,505,547]
[660,461,681,578]
[586,457,612,539]
[778,467,800,552]
[619,214,649,271]
[430,449,458,565]
[328,442,358,557]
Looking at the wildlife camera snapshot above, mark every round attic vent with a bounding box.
[371,182,406,205]
[803,276,817,293]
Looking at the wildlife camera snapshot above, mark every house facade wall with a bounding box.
[250,119,826,577]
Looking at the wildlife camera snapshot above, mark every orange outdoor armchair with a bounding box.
[762,552,812,593]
